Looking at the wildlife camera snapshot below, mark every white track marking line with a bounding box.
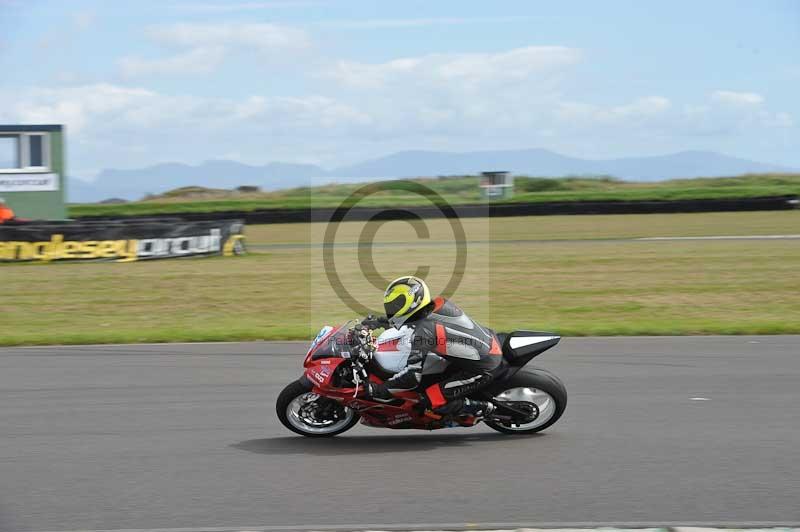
[691,397,711,401]
[27,523,800,532]
[12,341,284,349]
[637,234,800,241]
[676,529,800,532]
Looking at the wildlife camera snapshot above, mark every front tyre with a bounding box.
[276,379,360,437]
[484,369,567,434]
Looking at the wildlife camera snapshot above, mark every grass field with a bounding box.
[69,173,800,217]
[1,211,799,345]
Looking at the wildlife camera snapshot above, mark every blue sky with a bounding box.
[1,0,798,179]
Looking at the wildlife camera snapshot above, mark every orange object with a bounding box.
[424,383,447,408]
[0,205,15,223]
[434,322,447,355]
[489,335,503,356]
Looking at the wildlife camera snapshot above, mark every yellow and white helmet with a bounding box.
[383,276,432,327]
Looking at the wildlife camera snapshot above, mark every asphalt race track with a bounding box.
[1,336,799,531]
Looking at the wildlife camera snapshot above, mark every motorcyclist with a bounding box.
[359,276,504,420]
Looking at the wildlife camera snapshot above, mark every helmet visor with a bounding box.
[384,294,409,319]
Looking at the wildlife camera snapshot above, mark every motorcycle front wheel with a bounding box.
[276,379,361,437]
[484,368,567,435]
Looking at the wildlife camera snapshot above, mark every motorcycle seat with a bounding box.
[501,331,560,365]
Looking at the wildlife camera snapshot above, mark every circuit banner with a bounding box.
[0,219,245,262]
[0,173,60,192]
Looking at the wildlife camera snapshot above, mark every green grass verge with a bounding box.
[2,211,799,345]
[68,173,800,217]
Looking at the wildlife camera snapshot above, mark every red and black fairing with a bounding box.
[301,323,479,430]
[303,324,345,367]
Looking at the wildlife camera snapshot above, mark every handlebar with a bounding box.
[326,316,387,396]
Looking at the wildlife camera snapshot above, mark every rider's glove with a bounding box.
[361,314,389,330]
[346,324,367,347]
[348,324,376,362]
[346,324,367,345]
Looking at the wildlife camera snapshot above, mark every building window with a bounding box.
[0,133,50,172]
[29,135,44,167]
[0,135,19,170]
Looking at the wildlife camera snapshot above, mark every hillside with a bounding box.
[67,148,797,203]
[333,149,794,180]
[69,173,800,217]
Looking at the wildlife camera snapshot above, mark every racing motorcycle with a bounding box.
[276,319,567,437]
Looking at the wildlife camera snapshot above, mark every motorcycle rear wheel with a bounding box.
[484,369,567,434]
[276,379,361,437]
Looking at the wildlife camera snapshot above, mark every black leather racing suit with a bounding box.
[368,297,504,413]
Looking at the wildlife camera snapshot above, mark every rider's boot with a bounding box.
[363,382,399,403]
[432,398,495,419]
[461,398,495,418]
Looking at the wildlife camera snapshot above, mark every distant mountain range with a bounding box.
[68,148,797,203]
[69,161,327,203]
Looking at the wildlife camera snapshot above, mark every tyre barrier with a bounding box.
[74,195,799,225]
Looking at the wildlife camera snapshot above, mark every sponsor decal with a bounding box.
[387,413,413,426]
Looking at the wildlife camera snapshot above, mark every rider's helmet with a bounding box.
[383,276,431,327]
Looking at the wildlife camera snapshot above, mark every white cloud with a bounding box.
[711,90,764,106]
[326,46,582,90]
[675,91,794,134]
[176,1,322,12]
[2,84,157,134]
[148,22,310,53]
[119,47,226,77]
[555,96,672,128]
[4,44,794,176]
[318,16,530,30]
[615,96,672,116]
[326,44,797,143]
[1,83,370,132]
[317,46,580,141]
[0,84,371,175]
[319,47,795,145]
[71,11,95,31]
[761,111,793,128]
[225,94,372,127]
[557,92,792,137]
[119,22,311,78]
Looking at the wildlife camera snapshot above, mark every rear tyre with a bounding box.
[276,379,360,438]
[484,369,567,434]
